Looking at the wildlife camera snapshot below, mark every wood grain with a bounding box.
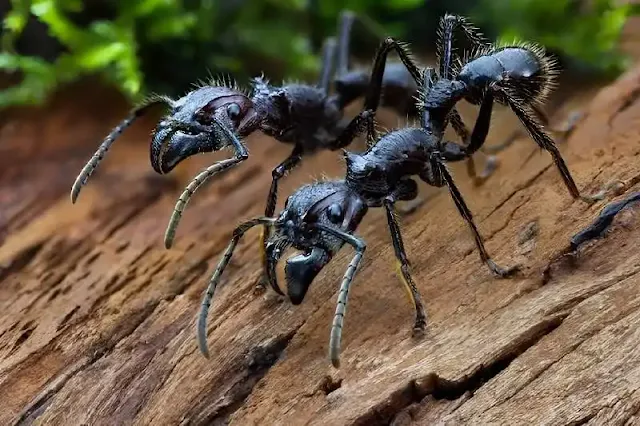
[0,65,639,425]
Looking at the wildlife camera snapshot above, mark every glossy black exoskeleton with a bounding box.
[69,11,499,257]
[194,14,625,368]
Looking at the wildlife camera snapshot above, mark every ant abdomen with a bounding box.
[458,44,558,108]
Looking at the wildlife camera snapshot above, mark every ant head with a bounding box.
[151,85,257,174]
[265,181,367,305]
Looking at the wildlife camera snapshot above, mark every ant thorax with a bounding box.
[250,79,344,151]
[344,128,431,204]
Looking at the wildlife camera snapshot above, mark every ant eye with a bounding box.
[227,103,241,119]
[327,203,343,224]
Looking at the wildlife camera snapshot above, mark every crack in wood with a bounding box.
[364,314,568,426]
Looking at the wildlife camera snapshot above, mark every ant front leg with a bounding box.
[424,159,520,277]
[436,13,499,183]
[448,108,499,187]
[442,91,498,186]
[383,197,428,334]
[461,92,497,186]
[258,145,304,292]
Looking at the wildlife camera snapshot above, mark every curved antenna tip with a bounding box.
[331,357,340,369]
[164,238,173,250]
[198,326,210,359]
[70,183,81,204]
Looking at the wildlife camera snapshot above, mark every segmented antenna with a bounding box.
[197,217,275,358]
[70,94,174,203]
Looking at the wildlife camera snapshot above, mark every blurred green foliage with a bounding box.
[0,0,636,108]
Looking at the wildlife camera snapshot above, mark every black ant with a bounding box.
[195,15,623,368]
[69,11,500,269]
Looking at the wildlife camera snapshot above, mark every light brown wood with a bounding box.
[0,64,639,425]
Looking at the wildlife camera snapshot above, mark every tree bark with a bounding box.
[0,65,639,425]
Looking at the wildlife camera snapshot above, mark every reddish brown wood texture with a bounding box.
[1,61,640,425]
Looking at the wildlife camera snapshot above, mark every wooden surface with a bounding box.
[1,62,640,425]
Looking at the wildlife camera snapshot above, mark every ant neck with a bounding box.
[421,79,468,136]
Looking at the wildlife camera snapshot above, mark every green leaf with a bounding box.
[30,0,89,48]
[0,53,51,75]
[74,42,128,70]
[387,0,424,10]
[2,0,32,51]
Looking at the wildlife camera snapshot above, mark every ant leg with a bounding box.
[321,8,378,93]
[361,37,424,147]
[504,95,623,203]
[164,135,249,249]
[445,92,499,185]
[436,160,520,277]
[333,11,419,118]
[337,37,424,150]
[335,10,356,76]
[480,105,554,156]
[484,108,585,156]
[465,153,499,187]
[383,198,428,333]
[461,92,498,185]
[331,109,375,150]
[448,108,470,142]
[437,14,489,80]
[259,145,304,292]
[336,9,389,74]
[318,37,337,92]
[330,11,369,111]
[198,217,276,358]
[367,38,423,108]
[448,109,498,184]
[459,92,494,155]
